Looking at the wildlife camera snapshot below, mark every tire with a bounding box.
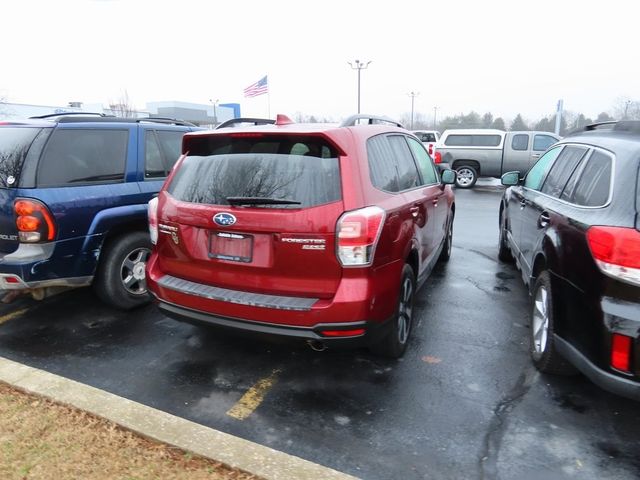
[529,271,576,375]
[94,231,152,310]
[455,165,478,189]
[370,264,416,358]
[439,213,453,262]
[498,211,513,263]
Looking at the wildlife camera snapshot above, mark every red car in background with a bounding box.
[147,114,456,357]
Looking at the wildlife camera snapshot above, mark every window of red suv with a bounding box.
[167,135,341,208]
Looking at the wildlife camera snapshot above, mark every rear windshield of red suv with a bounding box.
[167,135,341,208]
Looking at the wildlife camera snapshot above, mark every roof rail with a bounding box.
[216,117,275,129]
[612,120,640,133]
[29,112,113,120]
[583,121,617,131]
[141,117,197,127]
[340,114,404,128]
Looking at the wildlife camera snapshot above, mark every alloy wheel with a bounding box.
[532,284,549,355]
[456,167,475,187]
[397,276,414,344]
[120,247,150,295]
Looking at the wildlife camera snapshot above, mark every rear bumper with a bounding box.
[147,253,403,343]
[555,334,640,401]
[156,299,391,347]
[0,237,100,291]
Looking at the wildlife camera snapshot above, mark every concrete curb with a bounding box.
[0,356,359,480]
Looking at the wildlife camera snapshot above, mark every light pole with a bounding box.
[348,59,371,114]
[624,100,632,120]
[407,92,419,129]
[433,106,438,129]
[209,98,219,126]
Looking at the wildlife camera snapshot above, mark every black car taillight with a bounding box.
[586,226,640,286]
[14,199,56,243]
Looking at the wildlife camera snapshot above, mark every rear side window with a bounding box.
[533,134,557,151]
[145,131,165,178]
[0,127,44,187]
[368,135,421,192]
[444,134,501,147]
[511,134,529,151]
[524,146,562,191]
[407,137,438,185]
[157,130,185,169]
[168,135,341,208]
[569,151,612,207]
[37,129,128,187]
[540,146,588,198]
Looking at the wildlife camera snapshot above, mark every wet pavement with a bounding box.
[0,184,638,480]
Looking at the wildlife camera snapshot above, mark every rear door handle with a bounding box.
[520,199,526,209]
[538,211,550,228]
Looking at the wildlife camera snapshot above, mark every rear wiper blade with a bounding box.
[226,197,301,206]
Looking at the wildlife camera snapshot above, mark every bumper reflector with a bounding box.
[611,333,632,372]
[320,328,366,337]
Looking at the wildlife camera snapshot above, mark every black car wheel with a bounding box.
[530,271,576,375]
[370,264,416,358]
[498,211,513,262]
[94,231,152,310]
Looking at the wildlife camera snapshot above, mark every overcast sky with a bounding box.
[1,0,637,123]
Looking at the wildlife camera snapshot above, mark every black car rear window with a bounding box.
[0,127,44,187]
[168,135,341,208]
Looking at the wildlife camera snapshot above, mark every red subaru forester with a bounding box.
[147,115,456,357]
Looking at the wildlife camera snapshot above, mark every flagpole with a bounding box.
[267,75,271,118]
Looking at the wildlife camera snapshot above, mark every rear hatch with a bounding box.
[156,133,344,298]
[0,125,47,255]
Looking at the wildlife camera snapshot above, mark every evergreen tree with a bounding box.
[509,114,529,131]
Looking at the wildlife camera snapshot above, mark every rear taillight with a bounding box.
[586,226,640,286]
[14,199,56,243]
[434,151,442,164]
[148,197,159,245]
[611,333,632,372]
[336,206,385,266]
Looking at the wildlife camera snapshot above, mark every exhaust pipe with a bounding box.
[307,339,328,352]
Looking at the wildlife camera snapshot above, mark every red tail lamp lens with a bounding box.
[611,334,632,372]
[16,215,40,231]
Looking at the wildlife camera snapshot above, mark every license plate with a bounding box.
[209,232,253,262]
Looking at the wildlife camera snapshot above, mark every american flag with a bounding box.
[243,76,268,98]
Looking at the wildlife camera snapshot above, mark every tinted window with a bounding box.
[388,136,420,190]
[416,132,436,143]
[168,136,340,208]
[570,151,612,206]
[533,134,557,151]
[407,137,438,185]
[157,130,185,169]
[511,134,529,151]
[38,129,128,186]
[540,146,587,198]
[444,134,501,147]
[368,135,400,191]
[145,131,165,178]
[0,127,43,187]
[524,146,562,190]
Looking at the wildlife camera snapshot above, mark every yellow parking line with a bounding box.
[0,308,30,326]
[226,369,281,420]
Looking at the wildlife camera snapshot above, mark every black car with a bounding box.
[498,121,640,401]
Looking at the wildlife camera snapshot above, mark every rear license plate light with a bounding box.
[209,232,253,263]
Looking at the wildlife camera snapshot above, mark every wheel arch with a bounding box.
[452,160,481,176]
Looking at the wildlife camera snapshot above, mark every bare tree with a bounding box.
[613,97,640,120]
[108,90,136,118]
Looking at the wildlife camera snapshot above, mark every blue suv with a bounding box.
[0,113,200,309]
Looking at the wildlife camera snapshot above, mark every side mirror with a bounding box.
[441,169,456,185]
[501,171,520,186]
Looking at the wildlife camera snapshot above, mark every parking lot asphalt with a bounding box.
[0,183,638,480]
